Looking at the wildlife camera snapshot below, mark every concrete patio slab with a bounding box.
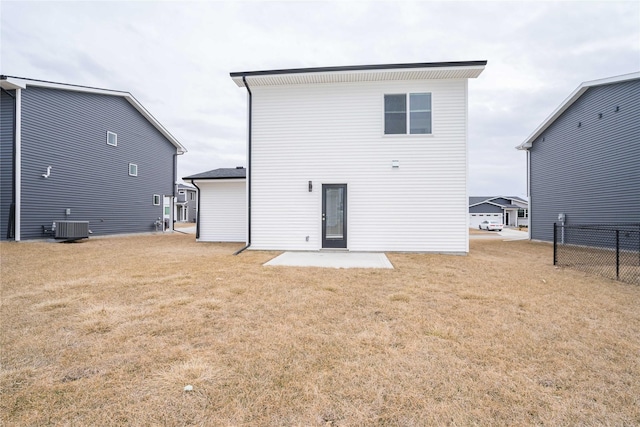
[264,251,394,269]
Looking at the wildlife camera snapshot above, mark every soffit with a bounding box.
[231,66,486,87]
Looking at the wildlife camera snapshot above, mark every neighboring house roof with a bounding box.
[183,167,246,180]
[230,60,487,87]
[0,75,187,154]
[516,72,640,150]
[469,196,528,208]
[177,184,196,191]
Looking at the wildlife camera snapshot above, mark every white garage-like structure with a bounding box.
[183,167,246,242]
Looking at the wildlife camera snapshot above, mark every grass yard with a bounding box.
[1,233,639,426]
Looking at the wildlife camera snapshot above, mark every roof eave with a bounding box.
[185,176,246,181]
[231,60,487,78]
[230,60,487,87]
[517,71,640,150]
[1,76,187,154]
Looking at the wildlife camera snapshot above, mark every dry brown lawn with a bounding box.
[1,233,639,426]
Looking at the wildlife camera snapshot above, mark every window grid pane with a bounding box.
[384,94,406,134]
[409,93,431,134]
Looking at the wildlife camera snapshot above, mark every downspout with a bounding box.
[171,152,178,231]
[190,179,201,240]
[14,88,21,241]
[526,149,531,240]
[234,75,252,255]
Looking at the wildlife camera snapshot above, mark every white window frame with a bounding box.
[128,163,138,177]
[383,92,432,136]
[152,194,160,205]
[106,131,117,146]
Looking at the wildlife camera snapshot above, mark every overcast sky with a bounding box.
[2,1,639,198]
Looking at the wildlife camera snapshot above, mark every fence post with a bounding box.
[615,229,620,280]
[553,223,557,265]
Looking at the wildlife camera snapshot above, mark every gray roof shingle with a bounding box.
[183,167,246,180]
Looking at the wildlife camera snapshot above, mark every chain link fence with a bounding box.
[554,224,640,285]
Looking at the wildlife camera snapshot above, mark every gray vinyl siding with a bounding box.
[529,79,640,242]
[469,203,502,214]
[0,90,15,240]
[187,190,197,221]
[18,87,176,239]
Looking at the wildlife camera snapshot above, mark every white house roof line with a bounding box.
[516,71,640,150]
[0,75,187,154]
[183,167,247,180]
[230,60,487,87]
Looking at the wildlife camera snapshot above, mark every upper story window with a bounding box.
[190,192,195,201]
[128,163,138,177]
[384,93,432,135]
[106,131,117,146]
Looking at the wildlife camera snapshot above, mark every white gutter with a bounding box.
[14,88,21,241]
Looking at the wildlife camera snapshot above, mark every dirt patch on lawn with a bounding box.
[469,227,489,235]
[1,234,639,425]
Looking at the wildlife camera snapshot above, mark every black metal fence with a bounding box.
[553,224,640,285]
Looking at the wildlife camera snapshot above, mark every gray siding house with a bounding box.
[176,184,197,222]
[469,196,528,228]
[0,76,186,241]
[517,72,640,241]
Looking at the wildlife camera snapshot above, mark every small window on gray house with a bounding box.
[153,194,160,205]
[128,163,138,176]
[107,131,117,146]
[190,192,195,201]
[384,93,432,135]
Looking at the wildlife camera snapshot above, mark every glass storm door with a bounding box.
[322,184,347,249]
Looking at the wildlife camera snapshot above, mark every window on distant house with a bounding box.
[128,163,138,176]
[190,192,195,201]
[107,131,117,146]
[153,194,160,205]
[518,208,528,218]
[384,93,432,135]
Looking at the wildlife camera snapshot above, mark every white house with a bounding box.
[183,167,246,242]
[228,61,486,253]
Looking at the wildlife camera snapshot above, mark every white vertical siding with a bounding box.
[197,180,246,242]
[250,79,469,252]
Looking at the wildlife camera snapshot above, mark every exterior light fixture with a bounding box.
[308,181,312,192]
